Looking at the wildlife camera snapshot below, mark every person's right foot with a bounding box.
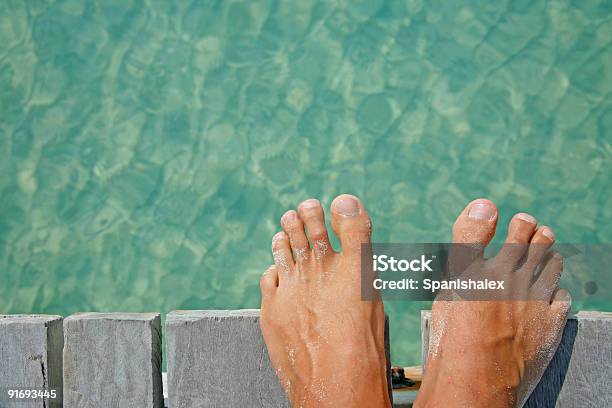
[259,195,390,408]
[415,199,572,408]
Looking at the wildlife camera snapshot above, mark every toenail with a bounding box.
[333,196,360,216]
[299,198,320,210]
[516,212,537,224]
[468,203,496,221]
[282,211,297,223]
[542,227,555,240]
[272,232,286,245]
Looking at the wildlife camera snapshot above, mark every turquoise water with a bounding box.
[0,0,611,366]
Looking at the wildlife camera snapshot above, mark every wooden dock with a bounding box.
[0,310,610,407]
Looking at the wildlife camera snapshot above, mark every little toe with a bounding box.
[550,288,572,313]
[298,198,333,261]
[330,194,372,255]
[281,210,310,263]
[272,231,295,277]
[496,212,538,266]
[260,265,279,297]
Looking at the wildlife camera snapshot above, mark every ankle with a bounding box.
[289,363,391,408]
[415,355,518,408]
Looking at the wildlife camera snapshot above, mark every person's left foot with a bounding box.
[259,195,391,408]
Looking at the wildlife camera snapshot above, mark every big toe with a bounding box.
[452,198,498,246]
[330,194,372,255]
[448,199,498,279]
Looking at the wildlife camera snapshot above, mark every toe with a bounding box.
[272,231,295,276]
[298,198,333,261]
[449,199,498,276]
[260,265,279,296]
[550,288,572,312]
[496,212,538,265]
[452,198,498,245]
[330,194,372,255]
[281,210,310,262]
[506,213,538,243]
[523,226,556,272]
[535,251,563,297]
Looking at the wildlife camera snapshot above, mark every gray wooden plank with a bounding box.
[0,315,63,408]
[421,310,612,407]
[524,311,612,408]
[63,312,163,408]
[166,310,392,408]
[166,310,289,408]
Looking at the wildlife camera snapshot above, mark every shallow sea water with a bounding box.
[0,0,611,366]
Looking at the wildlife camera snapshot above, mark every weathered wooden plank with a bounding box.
[421,310,612,407]
[63,312,163,408]
[524,311,612,408]
[166,310,289,408]
[166,310,392,407]
[0,315,63,408]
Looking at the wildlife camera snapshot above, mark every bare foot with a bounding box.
[415,199,572,408]
[259,195,391,408]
